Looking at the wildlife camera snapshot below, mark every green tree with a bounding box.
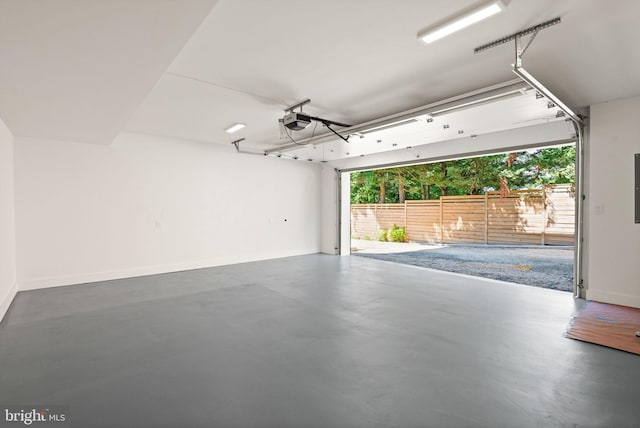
[349,145,576,203]
[350,171,377,204]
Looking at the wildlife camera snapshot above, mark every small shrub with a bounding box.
[388,224,406,242]
[376,229,388,242]
[363,235,372,241]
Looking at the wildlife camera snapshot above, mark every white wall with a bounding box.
[0,117,17,322]
[586,96,640,307]
[14,133,321,290]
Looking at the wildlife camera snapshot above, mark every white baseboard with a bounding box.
[18,261,216,291]
[586,289,640,309]
[0,282,17,324]
[17,250,321,292]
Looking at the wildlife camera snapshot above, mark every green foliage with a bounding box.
[351,171,379,204]
[362,235,372,241]
[350,145,576,203]
[388,224,406,242]
[376,229,388,242]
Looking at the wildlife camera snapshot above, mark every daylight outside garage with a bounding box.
[350,145,577,292]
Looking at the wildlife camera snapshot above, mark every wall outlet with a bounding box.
[594,204,604,215]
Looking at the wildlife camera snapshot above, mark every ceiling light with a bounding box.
[224,123,246,133]
[418,0,506,44]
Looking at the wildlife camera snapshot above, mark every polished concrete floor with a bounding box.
[1,254,639,428]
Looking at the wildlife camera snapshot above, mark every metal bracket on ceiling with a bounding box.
[285,99,311,113]
[478,16,583,125]
[514,29,539,68]
[474,17,561,54]
[231,138,266,156]
[231,138,244,152]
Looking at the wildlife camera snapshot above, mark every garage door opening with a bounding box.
[349,144,576,292]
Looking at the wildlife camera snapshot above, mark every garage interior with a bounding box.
[1,1,639,427]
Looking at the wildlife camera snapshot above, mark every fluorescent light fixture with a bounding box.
[225,123,246,133]
[418,0,505,44]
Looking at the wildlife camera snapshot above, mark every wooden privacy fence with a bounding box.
[351,184,575,245]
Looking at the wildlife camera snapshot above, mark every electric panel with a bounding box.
[636,153,639,223]
[634,153,640,223]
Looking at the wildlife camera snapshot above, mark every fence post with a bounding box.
[404,201,408,237]
[484,193,489,244]
[374,204,378,233]
[541,186,547,245]
[439,198,444,243]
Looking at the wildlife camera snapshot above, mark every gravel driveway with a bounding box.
[351,240,574,292]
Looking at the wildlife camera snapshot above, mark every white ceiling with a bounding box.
[0,0,217,144]
[1,0,639,151]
